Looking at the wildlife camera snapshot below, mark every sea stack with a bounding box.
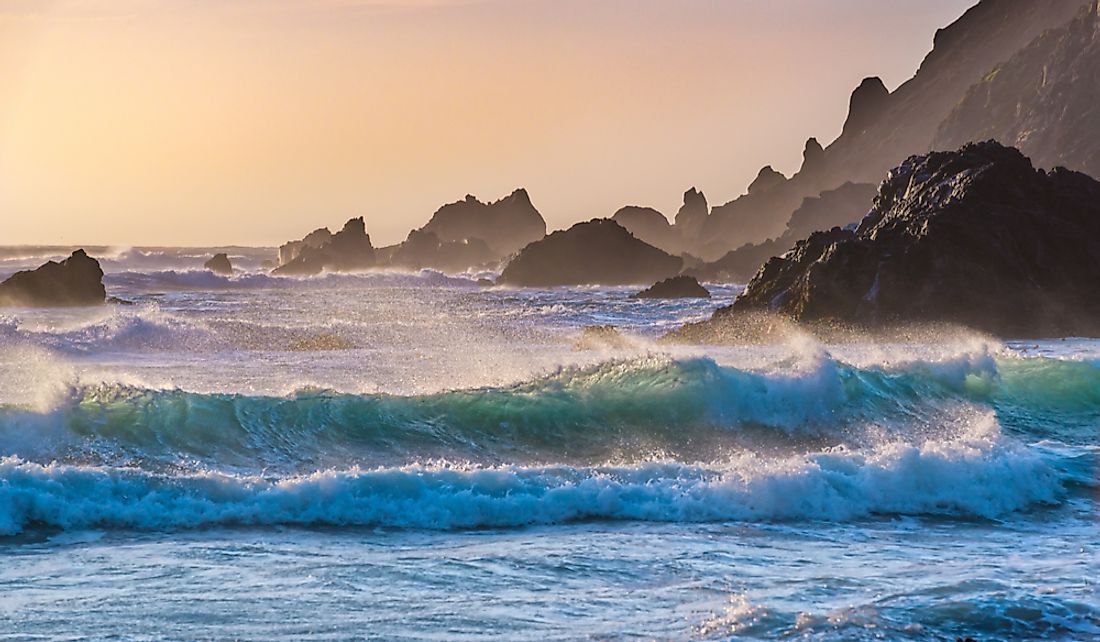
[204,253,233,275]
[632,276,710,299]
[693,141,1100,338]
[0,250,107,307]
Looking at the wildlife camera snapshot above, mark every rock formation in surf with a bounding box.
[418,189,546,258]
[674,188,710,245]
[203,253,233,275]
[498,219,682,287]
[274,217,375,275]
[611,206,680,255]
[682,0,1090,261]
[632,275,710,299]
[389,229,496,273]
[0,249,106,307]
[690,182,876,283]
[692,142,1100,337]
[935,1,1100,177]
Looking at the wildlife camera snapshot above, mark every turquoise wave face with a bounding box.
[0,354,1096,472]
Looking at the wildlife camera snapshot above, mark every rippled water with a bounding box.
[0,247,1096,640]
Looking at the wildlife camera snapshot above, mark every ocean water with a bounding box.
[0,247,1096,641]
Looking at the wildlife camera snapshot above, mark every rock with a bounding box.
[203,253,233,275]
[841,77,890,138]
[390,229,496,273]
[690,0,1086,261]
[935,1,1100,177]
[419,189,546,258]
[498,219,683,287]
[0,249,106,307]
[477,278,495,287]
[274,217,375,275]
[747,166,788,195]
[690,182,876,283]
[632,275,710,299]
[611,205,680,254]
[709,141,1100,337]
[674,188,710,243]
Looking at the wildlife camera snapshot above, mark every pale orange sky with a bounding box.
[0,0,975,247]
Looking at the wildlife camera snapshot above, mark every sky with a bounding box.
[0,0,976,247]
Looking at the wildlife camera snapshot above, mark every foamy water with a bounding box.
[0,247,1096,640]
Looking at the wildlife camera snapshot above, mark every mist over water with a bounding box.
[0,248,1096,640]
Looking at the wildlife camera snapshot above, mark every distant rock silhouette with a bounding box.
[691,182,877,283]
[390,229,496,273]
[203,253,233,275]
[498,219,682,287]
[747,166,787,195]
[675,188,709,244]
[419,189,546,258]
[936,1,1100,177]
[686,0,1088,261]
[696,142,1100,337]
[0,249,106,307]
[274,217,375,275]
[632,275,710,299]
[611,205,680,254]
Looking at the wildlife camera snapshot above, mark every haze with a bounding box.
[0,0,974,247]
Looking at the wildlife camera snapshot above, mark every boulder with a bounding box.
[704,142,1100,337]
[632,275,710,299]
[203,253,233,275]
[274,217,375,275]
[498,219,683,287]
[0,249,106,307]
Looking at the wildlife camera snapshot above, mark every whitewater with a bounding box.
[0,247,1096,641]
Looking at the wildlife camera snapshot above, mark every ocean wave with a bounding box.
[0,421,1063,535]
[1,354,1096,469]
[103,268,483,291]
[0,307,217,354]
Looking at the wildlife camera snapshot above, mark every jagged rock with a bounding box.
[703,142,1100,337]
[0,250,106,307]
[274,217,375,275]
[390,229,496,273]
[747,166,788,195]
[279,227,332,266]
[632,275,710,299]
[419,189,546,257]
[841,77,890,138]
[203,253,233,275]
[675,188,709,243]
[694,0,1087,261]
[800,138,826,174]
[691,182,877,283]
[498,219,682,287]
[936,1,1100,177]
[611,206,680,254]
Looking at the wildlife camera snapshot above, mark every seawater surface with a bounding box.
[0,247,1096,641]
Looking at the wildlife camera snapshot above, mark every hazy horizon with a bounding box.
[1,0,975,247]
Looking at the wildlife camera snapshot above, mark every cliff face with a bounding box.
[936,1,1100,176]
[686,0,1090,260]
[498,219,682,287]
[718,142,1100,337]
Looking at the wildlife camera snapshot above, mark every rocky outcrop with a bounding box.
[688,0,1089,261]
[674,188,709,244]
[203,253,233,275]
[935,1,1100,177]
[498,219,682,287]
[419,189,546,258]
[700,142,1100,337]
[747,166,787,195]
[0,250,106,307]
[273,217,375,275]
[632,275,710,299]
[389,229,496,273]
[611,206,680,254]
